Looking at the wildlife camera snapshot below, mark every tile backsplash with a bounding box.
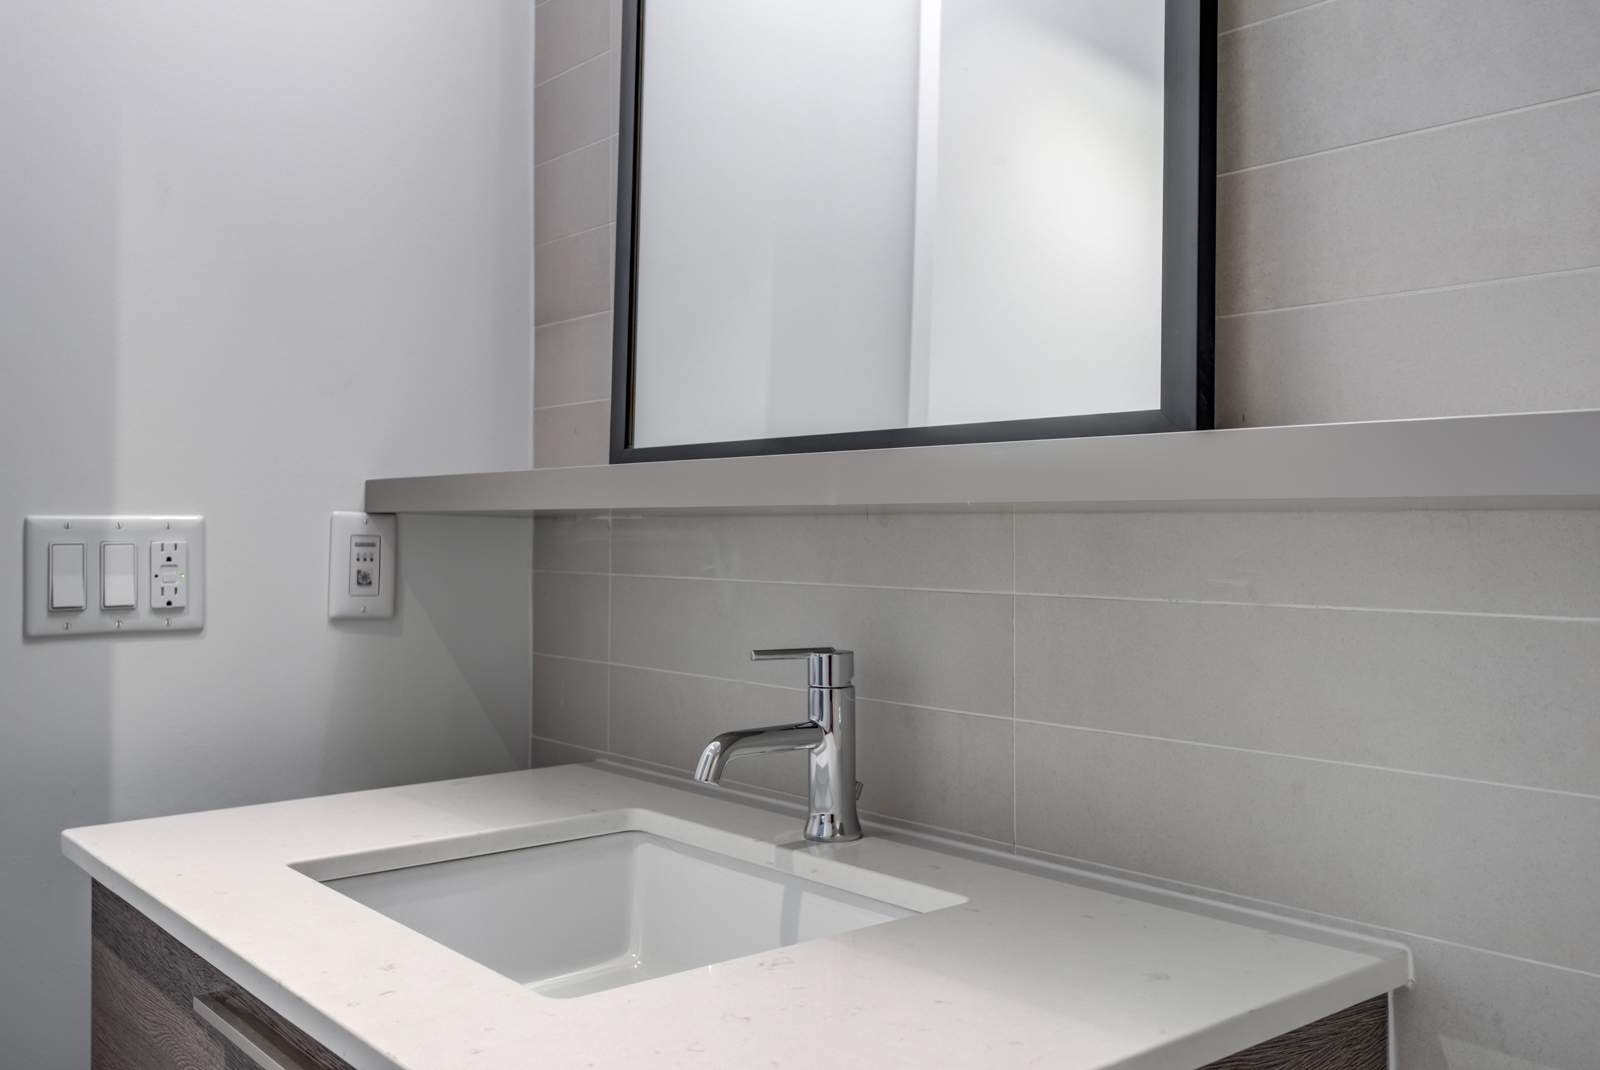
[532,2,1600,1068]
[532,509,1600,1070]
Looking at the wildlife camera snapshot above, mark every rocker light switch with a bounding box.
[329,512,396,620]
[101,543,137,608]
[49,543,86,610]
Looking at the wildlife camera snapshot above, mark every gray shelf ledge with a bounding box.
[365,409,1600,515]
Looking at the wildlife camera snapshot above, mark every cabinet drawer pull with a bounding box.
[193,994,319,1070]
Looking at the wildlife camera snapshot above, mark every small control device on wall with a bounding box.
[23,516,205,637]
[328,512,396,620]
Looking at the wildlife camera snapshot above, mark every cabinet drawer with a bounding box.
[91,881,354,1070]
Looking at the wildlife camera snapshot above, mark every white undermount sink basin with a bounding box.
[325,830,923,998]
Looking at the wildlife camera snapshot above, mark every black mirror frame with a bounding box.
[610,0,1216,465]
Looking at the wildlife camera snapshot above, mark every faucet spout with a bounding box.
[693,647,862,842]
[694,722,824,784]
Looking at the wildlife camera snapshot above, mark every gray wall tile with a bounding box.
[1019,834,1600,1070]
[1016,594,1600,795]
[1015,722,1600,974]
[532,653,608,751]
[1219,0,1600,172]
[608,664,1015,843]
[533,399,610,468]
[1395,935,1600,1070]
[534,514,610,573]
[534,50,618,164]
[610,512,1014,591]
[536,0,610,85]
[530,735,603,769]
[1216,268,1600,427]
[1217,0,1327,34]
[855,702,1014,843]
[532,569,608,659]
[1016,509,1600,619]
[608,664,809,796]
[1217,95,1600,315]
[533,224,612,326]
[610,576,1014,716]
[534,312,613,408]
[534,137,615,246]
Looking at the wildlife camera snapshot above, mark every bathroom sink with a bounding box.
[324,830,917,998]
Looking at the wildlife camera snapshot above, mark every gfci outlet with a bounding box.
[151,541,188,609]
[329,512,396,620]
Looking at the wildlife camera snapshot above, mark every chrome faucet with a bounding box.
[693,647,862,842]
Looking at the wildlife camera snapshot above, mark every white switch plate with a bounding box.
[329,512,396,620]
[24,516,205,637]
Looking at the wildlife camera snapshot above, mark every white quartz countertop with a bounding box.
[63,764,1410,1070]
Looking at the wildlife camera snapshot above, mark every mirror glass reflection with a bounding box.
[627,0,1172,452]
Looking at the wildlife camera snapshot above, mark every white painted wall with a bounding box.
[0,2,534,1063]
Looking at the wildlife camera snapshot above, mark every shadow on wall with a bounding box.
[316,514,532,793]
[0,2,120,1055]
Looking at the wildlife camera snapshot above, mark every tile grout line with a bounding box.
[536,568,1600,626]
[525,0,538,765]
[1011,509,1019,855]
[533,134,617,174]
[1013,717,1600,802]
[536,309,612,332]
[530,653,1600,803]
[535,221,613,251]
[543,654,1013,719]
[1218,0,1341,36]
[605,516,613,753]
[533,45,615,89]
[1219,86,1600,178]
[534,518,540,767]
[1220,262,1600,320]
[534,397,609,412]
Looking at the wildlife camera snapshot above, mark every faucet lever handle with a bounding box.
[751,646,854,688]
[750,647,835,660]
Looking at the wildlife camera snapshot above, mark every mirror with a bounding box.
[611,0,1215,463]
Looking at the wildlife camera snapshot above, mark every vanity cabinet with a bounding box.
[92,877,1387,1070]
[1195,998,1386,1070]
[92,882,351,1070]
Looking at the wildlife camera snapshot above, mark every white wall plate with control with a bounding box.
[329,512,396,620]
[23,516,205,637]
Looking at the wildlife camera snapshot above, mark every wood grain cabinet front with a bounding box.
[91,882,352,1070]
